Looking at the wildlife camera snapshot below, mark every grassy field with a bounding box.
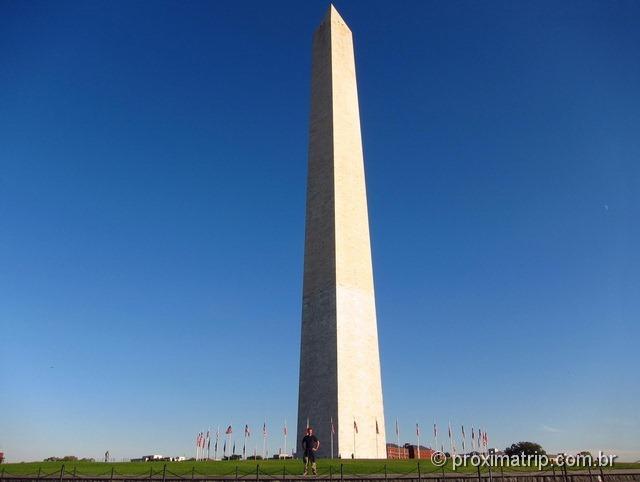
[2,460,640,477]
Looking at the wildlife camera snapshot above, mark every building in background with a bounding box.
[386,444,409,459]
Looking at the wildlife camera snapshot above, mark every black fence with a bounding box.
[2,465,639,482]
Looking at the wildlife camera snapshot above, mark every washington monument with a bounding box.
[297,5,386,459]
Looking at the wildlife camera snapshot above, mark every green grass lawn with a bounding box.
[1,460,639,477]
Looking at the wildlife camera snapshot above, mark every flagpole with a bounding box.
[395,418,400,458]
[353,420,356,459]
[434,420,438,454]
[215,426,219,461]
[330,417,334,459]
[375,420,378,459]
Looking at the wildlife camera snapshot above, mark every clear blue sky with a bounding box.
[1,0,639,463]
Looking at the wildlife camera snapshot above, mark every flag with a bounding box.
[433,423,438,438]
[263,422,267,437]
[375,419,379,435]
[353,420,358,434]
[223,440,227,453]
[245,424,250,437]
[331,417,336,435]
[461,425,465,439]
[471,427,475,440]
[284,424,288,436]
[448,423,452,440]
[395,418,399,436]
[232,442,236,454]
[226,425,233,435]
[416,423,420,437]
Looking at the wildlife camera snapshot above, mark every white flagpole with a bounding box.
[396,418,400,457]
[353,419,356,459]
[330,417,335,459]
[263,419,267,460]
[284,419,287,456]
[434,420,438,454]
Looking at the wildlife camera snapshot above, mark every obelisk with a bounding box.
[297,5,386,459]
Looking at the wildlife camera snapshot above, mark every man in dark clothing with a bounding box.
[301,427,320,475]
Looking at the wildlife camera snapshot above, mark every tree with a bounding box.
[504,442,546,456]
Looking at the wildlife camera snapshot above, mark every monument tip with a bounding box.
[323,3,348,27]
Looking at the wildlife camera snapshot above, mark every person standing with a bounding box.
[301,427,320,475]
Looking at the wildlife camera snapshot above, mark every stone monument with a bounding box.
[297,5,386,459]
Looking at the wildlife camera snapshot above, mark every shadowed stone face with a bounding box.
[297,5,386,459]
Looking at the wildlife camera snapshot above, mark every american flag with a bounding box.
[353,420,358,434]
[375,419,379,435]
[395,418,399,436]
[331,417,336,435]
[433,423,438,438]
[263,422,267,436]
[416,423,420,437]
[283,424,287,436]
[245,424,250,437]
[226,425,233,435]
